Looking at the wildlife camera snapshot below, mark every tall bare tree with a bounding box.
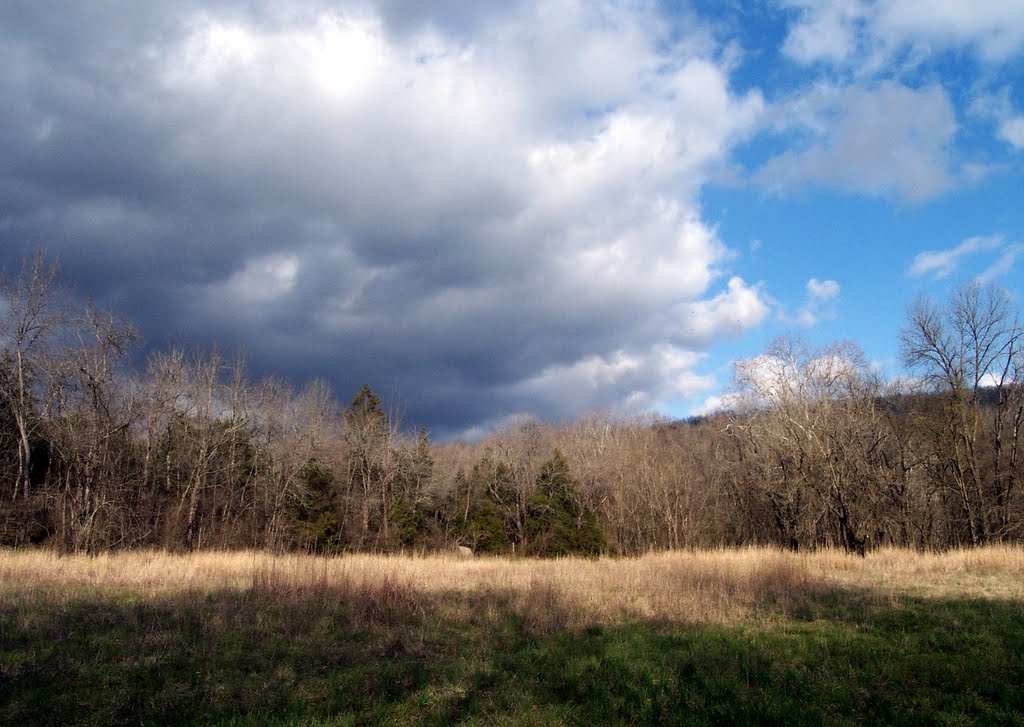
[46,304,139,550]
[729,337,890,552]
[0,253,67,500]
[901,281,1024,543]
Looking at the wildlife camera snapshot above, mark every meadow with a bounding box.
[2,547,1023,725]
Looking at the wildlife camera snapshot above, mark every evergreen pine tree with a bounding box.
[525,450,604,557]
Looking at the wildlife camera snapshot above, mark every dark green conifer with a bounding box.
[525,450,604,557]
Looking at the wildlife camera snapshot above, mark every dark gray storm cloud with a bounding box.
[0,0,769,437]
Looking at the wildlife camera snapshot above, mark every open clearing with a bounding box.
[2,547,1023,725]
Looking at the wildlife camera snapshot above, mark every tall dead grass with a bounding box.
[2,546,1021,628]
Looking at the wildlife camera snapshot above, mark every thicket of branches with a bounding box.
[1,254,1022,554]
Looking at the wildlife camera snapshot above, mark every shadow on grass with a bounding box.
[1,581,1023,726]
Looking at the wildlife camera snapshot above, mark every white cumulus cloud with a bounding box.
[999,117,1024,150]
[907,235,1005,279]
[780,0,1024,67]
[792,277,840,327]
[756,82,957,202]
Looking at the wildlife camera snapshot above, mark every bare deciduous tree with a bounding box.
[0,253,66,500]
[901,281,1024,544]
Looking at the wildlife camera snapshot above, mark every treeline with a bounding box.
[1,254,1022,554]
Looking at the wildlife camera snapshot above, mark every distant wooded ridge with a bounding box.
[2,253,1022,554]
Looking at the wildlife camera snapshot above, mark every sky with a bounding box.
[1,0,1022,438]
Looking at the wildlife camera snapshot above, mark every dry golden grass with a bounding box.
[808,544,1024,599]
[2,546,1022,628]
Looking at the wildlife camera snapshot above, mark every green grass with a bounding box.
[2,578,1023,726]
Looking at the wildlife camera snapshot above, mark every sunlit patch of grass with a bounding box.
[7,546,1021,625]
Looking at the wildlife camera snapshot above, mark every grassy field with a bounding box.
[2,547,1023,725]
